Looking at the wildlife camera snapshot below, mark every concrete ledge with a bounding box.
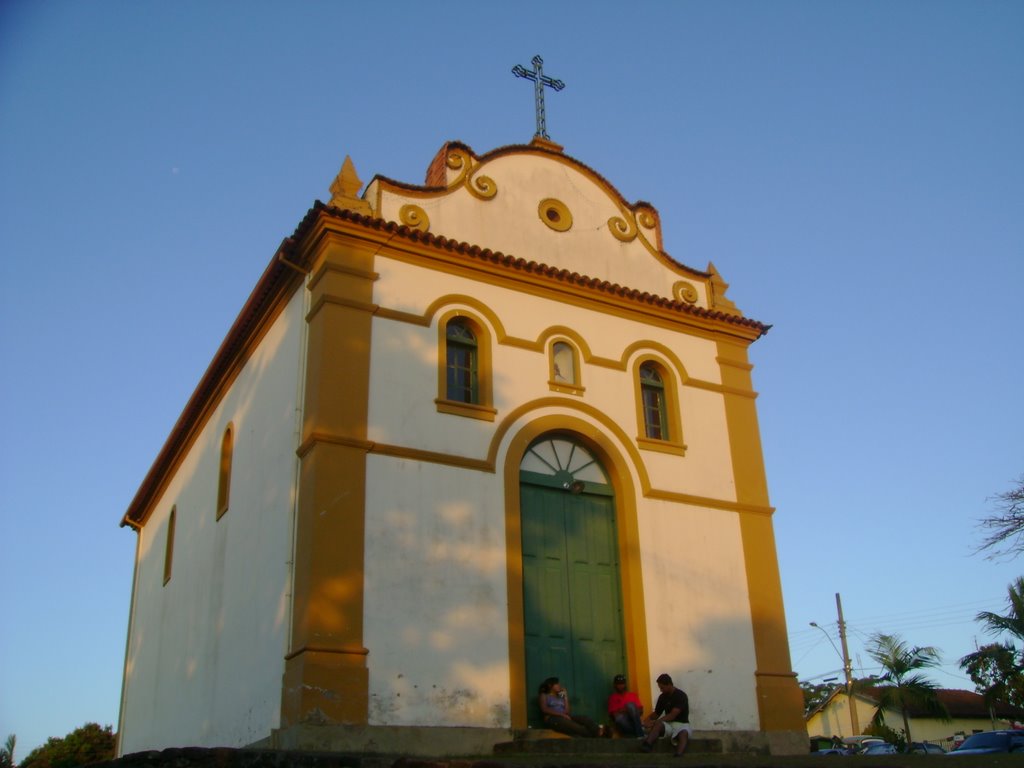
[268,725,805,759]
[494,736,722,755]
[271,725,514,758]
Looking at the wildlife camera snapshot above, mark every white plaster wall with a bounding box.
[377,153,706,304]
[120,290,305,753]
[369,257,736,501]
[363,455,512,727]
[636,496,760,730]
[362,223,765,731]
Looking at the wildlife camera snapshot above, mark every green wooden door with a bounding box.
[520,436,625,726]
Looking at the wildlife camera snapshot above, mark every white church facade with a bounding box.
[117,137,806,756]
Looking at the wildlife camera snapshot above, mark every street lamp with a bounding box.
[810,593,860,737]
[809,622,844,663]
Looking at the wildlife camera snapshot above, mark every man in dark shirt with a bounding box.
[640,673,691,756]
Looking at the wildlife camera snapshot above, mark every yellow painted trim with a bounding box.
[398,204,430,232]
[673,280,700,305]
[435,399,497,422]
[296,432,374,457]
[716,340,804,732]
[435,308,495,416]
[631,355,687,455]
[308,260,379,292]
[369,441,493,472]
[447,147,498,200]
[538,198,573,232]
[503,415,652,728]
[367,230,764,345]
[370,143,701,281]
[283,223,377,727]
[304,398,776,517]
[307,294,377,321]
[374,295,761,402]
[636,435,687,456]
[548,338,584,395]
[535,326,594,362]
[423,294,510,340]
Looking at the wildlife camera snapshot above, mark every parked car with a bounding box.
[948,730,1024,755]
[859,742,898,755]
[842,735,886,753]
[909,741,946,754]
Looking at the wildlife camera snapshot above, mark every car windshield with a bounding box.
[960,733,1007,749]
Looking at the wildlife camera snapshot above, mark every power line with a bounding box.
[788,596,1005,648]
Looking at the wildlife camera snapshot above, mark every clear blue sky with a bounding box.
[1,0,1021,757]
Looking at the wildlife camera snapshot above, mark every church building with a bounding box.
[117,132,805,756]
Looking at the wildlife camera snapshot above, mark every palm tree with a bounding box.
[960,578,1024,713]
[866,632,948,745]
[976,577,1024,641]
[0,734,15,768]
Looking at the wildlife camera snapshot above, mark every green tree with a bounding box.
[866,632,948,745]
[799,680,836,714]
[976,475,1024,559]
[960,641,1024,710]
[960,578,1024,710]
[18,724,114,768]
[0,734,15,768]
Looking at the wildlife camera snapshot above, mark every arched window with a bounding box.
[549,340,585,396]
[634,358,686,456]
[639,363,668,440]
[216,425,233,520]
[437,312,496,421]
[163,506,176,586]
[552,342,576,385]
[446,319,478,403]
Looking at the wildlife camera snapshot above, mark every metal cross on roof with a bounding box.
[511,55,565,140]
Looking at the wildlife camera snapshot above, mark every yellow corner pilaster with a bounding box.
[282,220,377,727]
[717,340,805,732]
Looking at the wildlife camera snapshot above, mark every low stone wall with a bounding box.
[270,726,513,759]
[268,725,807,758]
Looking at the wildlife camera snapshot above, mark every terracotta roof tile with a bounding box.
[851,687,1024,719]
[305,202,770,335]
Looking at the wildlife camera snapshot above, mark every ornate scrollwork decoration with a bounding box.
[399,204,430,232]
[609,205,663,258]
[467,171,497,200]
[638,209,658,230]
[608,213,638,242]
[673,281,699,304]
[446,149,471,187]
[444,148,497,201]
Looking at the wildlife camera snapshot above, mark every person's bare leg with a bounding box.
[674,730,689,756]
[641,721,664,751]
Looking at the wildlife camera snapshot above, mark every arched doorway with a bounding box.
[520,434,626,725]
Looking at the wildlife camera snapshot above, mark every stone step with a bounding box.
[494,732,723,755]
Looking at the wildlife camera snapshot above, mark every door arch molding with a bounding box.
[502,414,651,728]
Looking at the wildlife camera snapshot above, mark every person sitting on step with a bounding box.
[607,673,645,737]
[537,676,602,738]
[640,673,691,756]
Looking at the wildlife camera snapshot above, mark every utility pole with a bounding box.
[836,593,860,736]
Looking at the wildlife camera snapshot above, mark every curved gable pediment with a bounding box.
[365,141,712,308]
